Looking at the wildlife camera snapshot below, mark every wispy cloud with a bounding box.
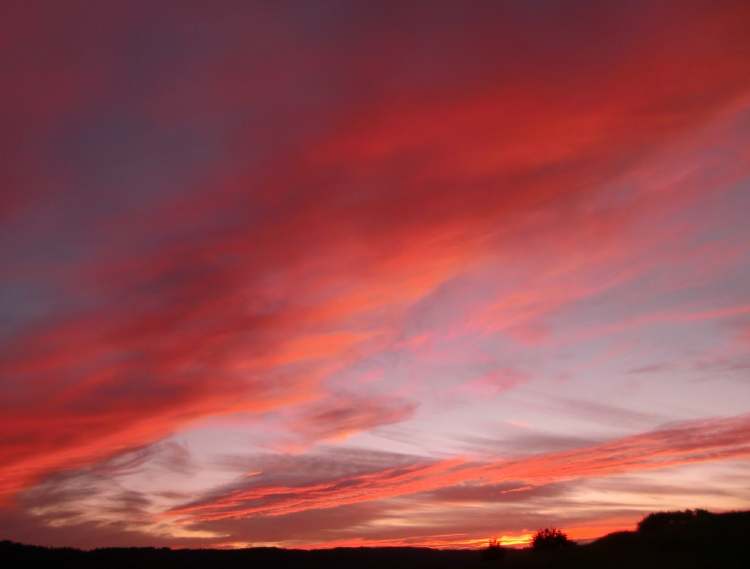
[169,414,750,523]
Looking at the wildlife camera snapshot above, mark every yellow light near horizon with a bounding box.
[499,532,534,547]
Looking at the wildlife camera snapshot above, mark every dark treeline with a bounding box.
[2,509,749,568]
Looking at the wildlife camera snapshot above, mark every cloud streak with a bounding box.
[169,414,750,523]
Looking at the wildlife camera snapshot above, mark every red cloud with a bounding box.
[2,0,750,524]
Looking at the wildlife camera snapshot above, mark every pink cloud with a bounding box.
[460,368,530,396]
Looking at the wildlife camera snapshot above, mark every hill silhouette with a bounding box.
[2,509,749,568]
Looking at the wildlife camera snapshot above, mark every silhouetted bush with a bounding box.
[481,538,506,562]
[531,527,574,551]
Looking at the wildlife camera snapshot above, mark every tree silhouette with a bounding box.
[637,509,711,534]
[531,528,574,551]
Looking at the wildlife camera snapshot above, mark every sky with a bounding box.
[2,0,750,550]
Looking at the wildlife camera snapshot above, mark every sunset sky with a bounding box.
[2,0,750,550]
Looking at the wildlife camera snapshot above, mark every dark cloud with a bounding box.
[285,393,417,446]
[460,432,601,455]
[627,363,672,375]
[428,481,571,503]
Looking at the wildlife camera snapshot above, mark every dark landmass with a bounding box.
[2,509,749,568]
